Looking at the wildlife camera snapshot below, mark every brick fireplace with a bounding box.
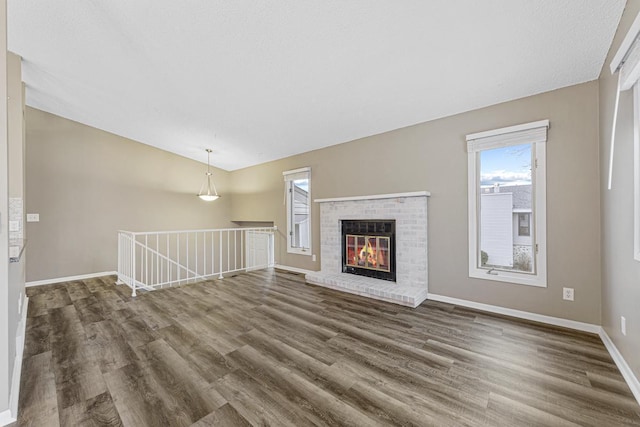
[305,191,429,308]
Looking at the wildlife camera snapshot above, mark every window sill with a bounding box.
[287,248,312,256]
[469,268,546,287]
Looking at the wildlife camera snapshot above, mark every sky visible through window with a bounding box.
[480,143,532,188]
[294,179,309,192]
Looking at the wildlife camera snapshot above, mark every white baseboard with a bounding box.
[274,264,316,276]
[0,409,15,426]
[0,295,29,426]
[599,327,640,406]
[427,293,601,334]
[26,271,117,287]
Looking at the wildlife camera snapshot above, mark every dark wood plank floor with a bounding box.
[15,269,640,426]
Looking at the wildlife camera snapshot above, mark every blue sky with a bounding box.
[480,143,532,187]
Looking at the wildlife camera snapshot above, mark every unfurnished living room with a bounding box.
[1,1,640,426]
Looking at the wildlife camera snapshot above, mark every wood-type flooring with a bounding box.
[14,269,640,426]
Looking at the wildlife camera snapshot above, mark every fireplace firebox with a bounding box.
[341,220,396,282]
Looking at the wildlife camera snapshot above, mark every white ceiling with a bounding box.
[7,1,625,171]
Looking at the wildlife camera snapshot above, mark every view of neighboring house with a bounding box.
[480,183,532,271]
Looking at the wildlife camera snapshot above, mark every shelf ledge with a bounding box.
[314,191,430,203]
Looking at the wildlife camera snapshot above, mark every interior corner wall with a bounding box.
[598,0,640,382]
[0,0,10,415]
[25,107,234,283]
[230,81,602,324]
[4,50,24,421]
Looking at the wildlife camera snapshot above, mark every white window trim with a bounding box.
[283,167,312,256]
[634,84,640,261]
[467,120,548,287]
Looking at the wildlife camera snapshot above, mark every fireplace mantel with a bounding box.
[315,191,430,203]
[306,191,429,308]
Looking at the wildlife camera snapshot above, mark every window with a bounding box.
[467,120,548,287]
[518,213,531,236]
[283,167,311,255]
[609,13,640,261]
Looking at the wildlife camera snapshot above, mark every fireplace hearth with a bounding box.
[342,219,396,282]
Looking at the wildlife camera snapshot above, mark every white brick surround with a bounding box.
[305,192,430,308]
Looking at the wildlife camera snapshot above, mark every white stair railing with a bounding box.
[117,227,276,296]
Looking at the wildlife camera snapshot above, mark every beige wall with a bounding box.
[231,81,602,324]
[8,53,23,199]
[25,108,234,282]
[599,1,640,381]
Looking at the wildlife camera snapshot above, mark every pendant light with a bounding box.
[198,149,220,201]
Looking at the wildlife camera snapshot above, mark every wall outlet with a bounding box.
[563,287,574,301]
[312,254,317,262]
[621,316,627,336]
[26,213,39,222]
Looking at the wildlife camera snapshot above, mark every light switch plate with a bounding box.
[26,213,39,222]
[9,246,19,258]
[9,220,20,232]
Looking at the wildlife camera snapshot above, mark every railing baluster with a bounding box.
[117,234,121,284]
[132,236,137,297]
[211,231,216,276]
[126,236,129,285]
[150,245,154,286]
[156,234,159,287]
[219,230,223,279]
[202,232,204,279]
[144,235,148,287]
[186,233,190,283]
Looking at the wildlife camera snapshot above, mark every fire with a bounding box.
[355,239,385,268]
[345,234,390,272]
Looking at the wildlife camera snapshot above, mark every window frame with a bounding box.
[634,84,640,261]
[283,167,312,256]
[467,120,548,287]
